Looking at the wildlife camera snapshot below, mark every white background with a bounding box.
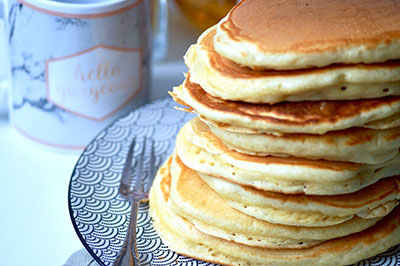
[0,3,201,265]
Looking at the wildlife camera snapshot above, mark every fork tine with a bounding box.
[132,138,146,194]
[147,139,156,188]
[119,138,136,196]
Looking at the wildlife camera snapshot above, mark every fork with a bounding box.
[113,138,161,266]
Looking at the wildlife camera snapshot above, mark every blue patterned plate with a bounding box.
[68,97,400,266]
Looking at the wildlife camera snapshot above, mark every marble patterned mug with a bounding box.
[5,0,160,151]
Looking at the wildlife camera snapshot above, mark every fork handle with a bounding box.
[113,199,141,266]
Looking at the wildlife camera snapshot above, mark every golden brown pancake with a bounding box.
[188,27,400,103]
[171,152,397,230]
[149,157,400,266]
[172,76,400,134]
[176,118,400,195]
[214,0,400,69]
[170,155,383,243]
[205,119,400,164]
[200,172,400,226]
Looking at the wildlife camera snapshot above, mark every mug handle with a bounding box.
[0,0,10,113]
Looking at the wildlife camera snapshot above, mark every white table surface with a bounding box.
[0,5,201,265]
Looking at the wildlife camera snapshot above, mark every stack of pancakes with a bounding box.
[149,0,400,265]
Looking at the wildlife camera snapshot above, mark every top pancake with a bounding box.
[187,27,400,103]
[214,0,400,70]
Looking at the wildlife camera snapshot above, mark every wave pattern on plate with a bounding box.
[68,97,399,266]
[78,170,102,186]
[103,126,131,143]
[366,245,400,266]
[69,97,194,265]
[92,186,118,201]
[83,141,98,155]
[101,212,126,228]
[95,140,122,157]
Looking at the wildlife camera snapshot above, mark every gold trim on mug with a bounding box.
[17,0,143,18]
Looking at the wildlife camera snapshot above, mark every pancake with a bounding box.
[155,157,322,249]
[200,173,400,226]
[149,156,400,266]
[199,112,400,136]
[187,27,400,103]
[171,77,400,134]
[170,154,382,243]
[214,0,400,70]
[205,119,400,164]
[364,111,400,129]
[176,118,400,195]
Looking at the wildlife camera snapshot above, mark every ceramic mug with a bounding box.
[4,0,166,151]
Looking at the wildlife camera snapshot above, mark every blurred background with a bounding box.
[173,0,237,31]
[151,0,237,100]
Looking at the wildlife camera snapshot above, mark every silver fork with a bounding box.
[113,138,160,266]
